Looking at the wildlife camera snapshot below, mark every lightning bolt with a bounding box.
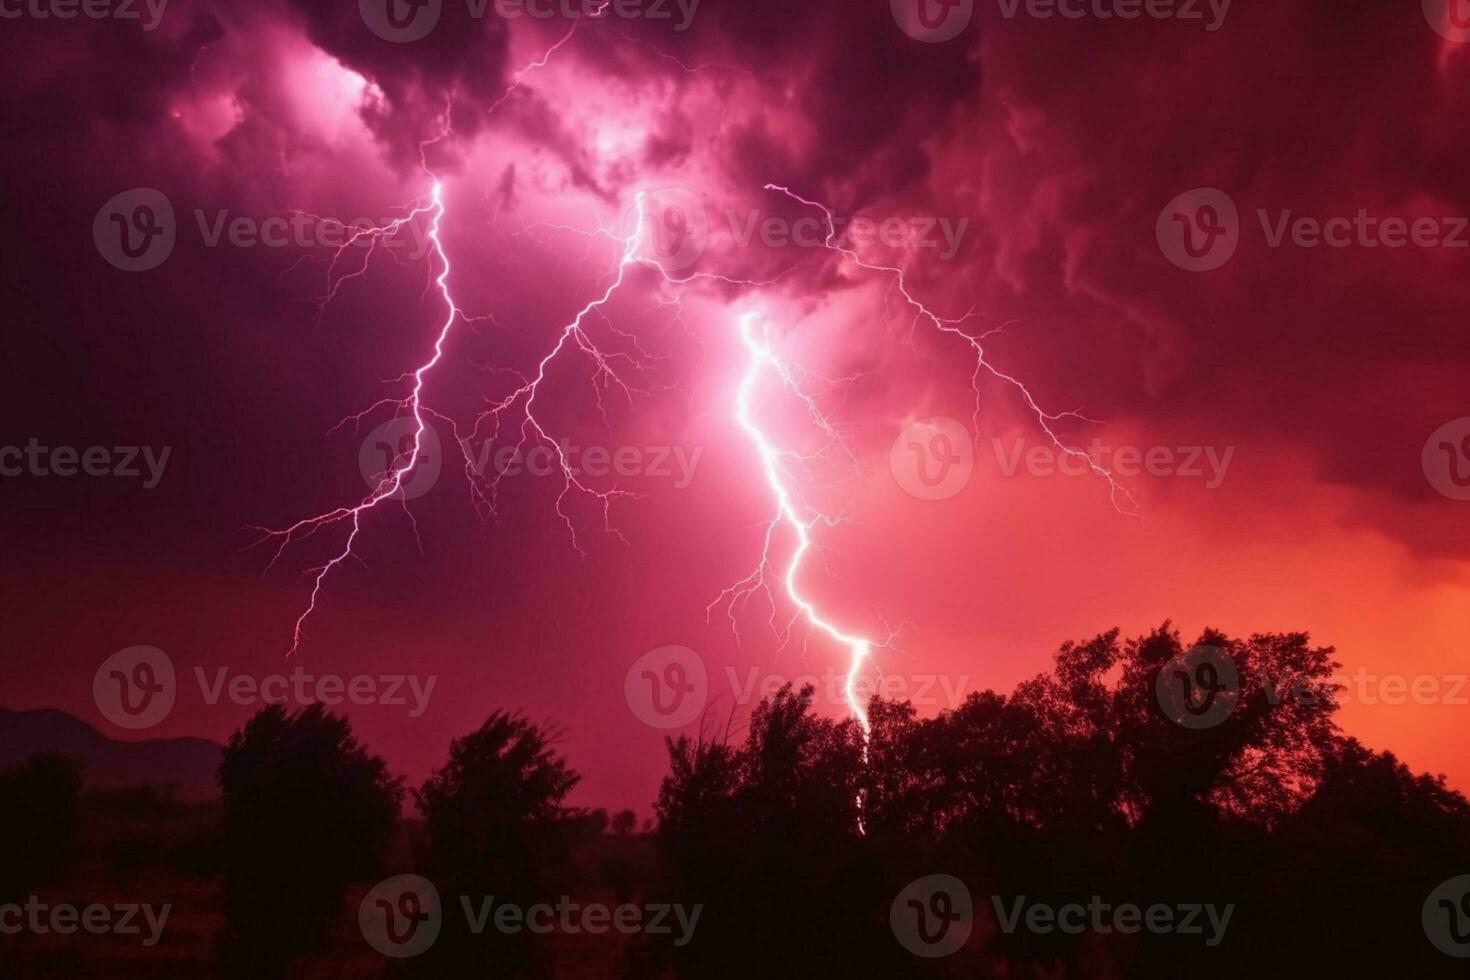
[249,182,459,657]
[730,310,878,830]
[766,184,1136,515]
[248,29,1130,843]
[249,22,637,653]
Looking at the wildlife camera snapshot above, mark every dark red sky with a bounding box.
[3,0,1469,813]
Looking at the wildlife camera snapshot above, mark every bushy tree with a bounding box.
[652,626,1468,979]
[216,704,403,978]
[653,685,896,978]
[413,711,582,976]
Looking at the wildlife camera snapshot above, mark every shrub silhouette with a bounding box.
[215,704,403,979]
[413,710,583,977]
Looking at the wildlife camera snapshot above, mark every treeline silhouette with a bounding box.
[3,623,1467,978]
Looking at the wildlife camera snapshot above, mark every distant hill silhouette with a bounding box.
[0,707,221,800]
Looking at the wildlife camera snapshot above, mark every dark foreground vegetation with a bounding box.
[2,624,1467,978]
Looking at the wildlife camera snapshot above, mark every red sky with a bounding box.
[2,0,1468,814]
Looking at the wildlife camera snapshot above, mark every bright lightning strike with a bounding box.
[249,30,1130,844]
[249,182,460,657]
[730,310,877,829]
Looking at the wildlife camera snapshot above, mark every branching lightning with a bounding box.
[250,28,1132,840]
[249,182,458,657]
[727,311,880,828]
[766,184,1136,516]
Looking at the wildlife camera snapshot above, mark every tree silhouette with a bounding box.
[651,685,903,978]
[651,626,1470,979]
[611,808,638,835]
[215,704,403,979]
[413,710,582,976]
